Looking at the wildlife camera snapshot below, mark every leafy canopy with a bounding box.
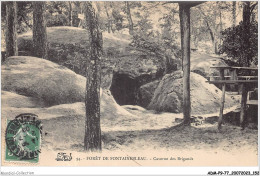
[219,21,258,66]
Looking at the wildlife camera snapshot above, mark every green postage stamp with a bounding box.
[5,113,42,163]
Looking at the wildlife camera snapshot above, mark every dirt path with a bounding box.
[103,123,257,153]
[46,121,257,166]
[99,122,258,166]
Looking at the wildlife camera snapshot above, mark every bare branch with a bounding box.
[21,15,32,29]
[142,2,162,11]
[250,2,258,14]
[161,2,173,6]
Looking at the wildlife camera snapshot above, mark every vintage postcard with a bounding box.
[0,0,259,174]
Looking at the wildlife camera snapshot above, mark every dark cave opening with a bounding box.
[110,73,139,105]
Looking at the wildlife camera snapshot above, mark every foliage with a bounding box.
[130,4,181,61]
[135,15,154,36]
[130,30,181,71]
[159,7,181,58]
[219,21,258,66]
[2,1,72,32]
[46,1,68,15]
[45,2,72,27]
[46,13,68,27]
[1,1,33,34]
[111,9,124,31]
[130,34,162,55]
[191,2,234,53]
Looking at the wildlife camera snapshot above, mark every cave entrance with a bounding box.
[110,73,139,105]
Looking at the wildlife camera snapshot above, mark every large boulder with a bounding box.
[2,56,85,106]
[136,79,160,107]
[17,27,131,89]
[1,56,134,119]
[17,26,180,106]
[1,90,134,121]
[110,53,170,105]
[1,91,45,108]
[114,54,165,79]
[135,53,229,108]
[147,71,239,115]
[17,26,172,91]
[18,27,131,58]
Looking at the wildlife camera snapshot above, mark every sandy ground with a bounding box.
[3,100,257,166]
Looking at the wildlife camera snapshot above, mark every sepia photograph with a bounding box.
[0,0,259,174]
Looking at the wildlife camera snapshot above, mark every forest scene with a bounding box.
[1,1,258,166]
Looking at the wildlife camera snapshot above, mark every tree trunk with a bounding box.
[68,1,72,26]
[33,2,48,59]
[179,7,184,71]
[232,1,236,27]
[219,9,222,32]
[179,4,191,125]
[214,41,218,54]
[240,83,247,129]
[219,10,222,52]
[125,1,134,35]
[83,2,102,152]
[5,1,18,59]
[193,35,198,48]
[164,50,175,74]
[242,1,251,67]
[205,20,217,54]
[217,69,226,130]
[104,3,111,33]
[239,2,251,129]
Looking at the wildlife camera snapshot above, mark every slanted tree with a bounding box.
[5,1,18,59]
[83,1,103,152]
[197,6,219,54]
[192,2,230,54]
[33,1,48,59]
